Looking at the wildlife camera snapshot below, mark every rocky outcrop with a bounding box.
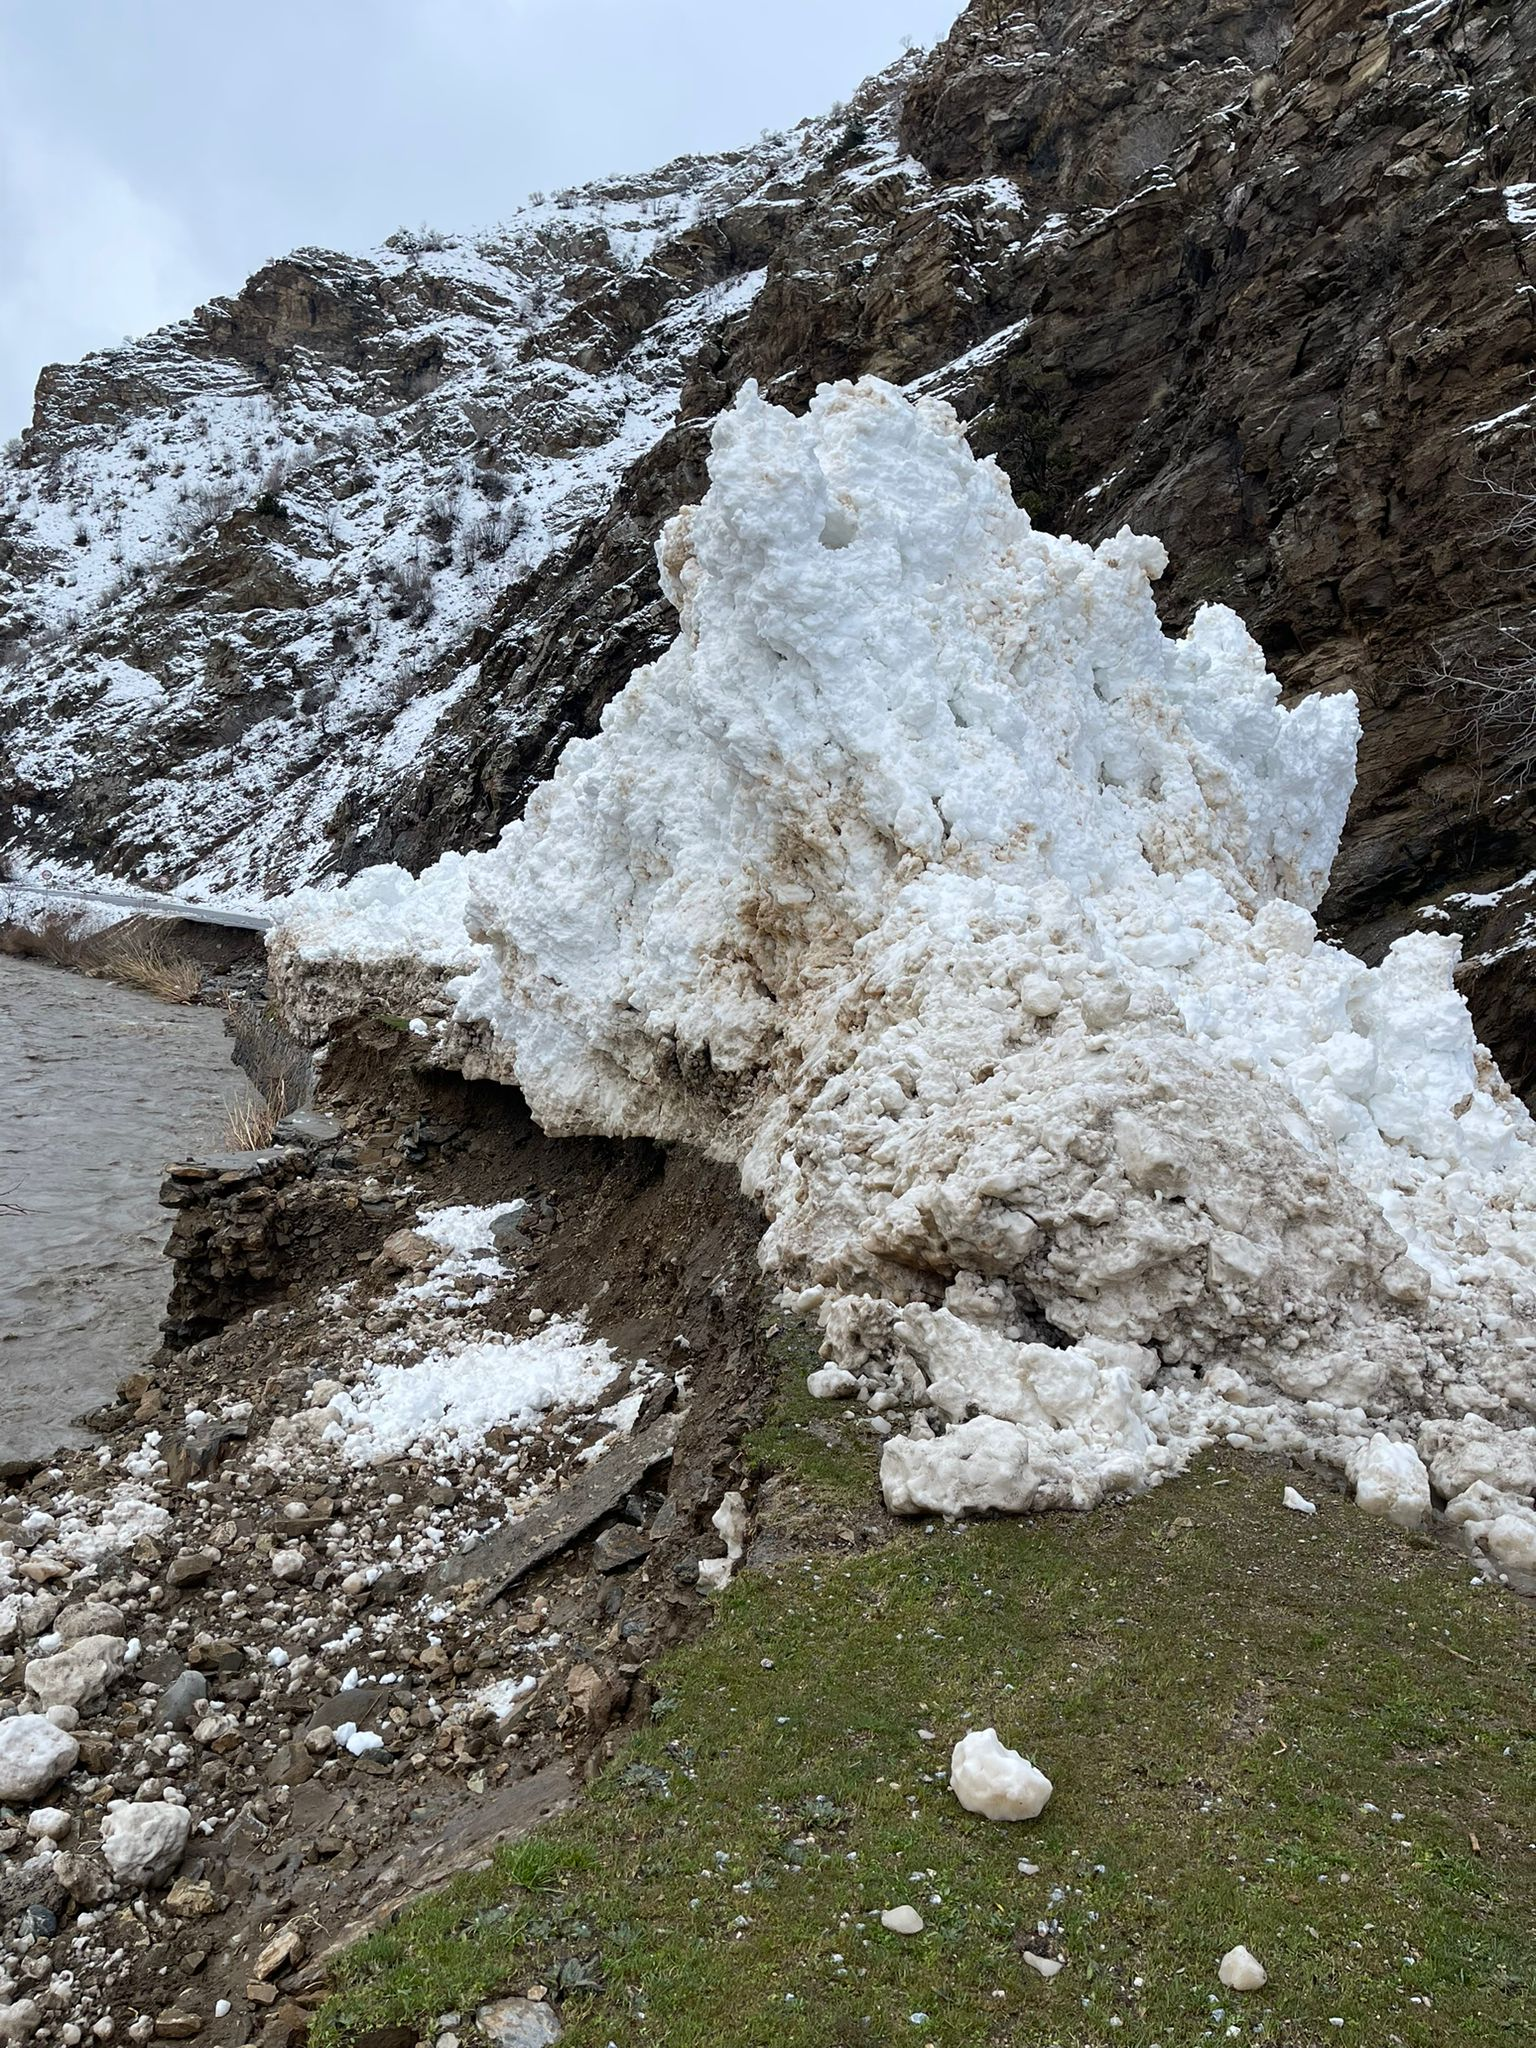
[2,0,1534,1085]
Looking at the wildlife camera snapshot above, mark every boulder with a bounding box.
[476,1999,563,2048]
[55,1602,127,1643]
[100,1801,191,1887]
[24,1633,126,1711]
[0,2000,42,2044]
[0,1716,79,1803]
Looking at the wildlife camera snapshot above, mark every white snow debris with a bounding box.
[1021,1952,1064,1978]
[1282,1485,1317,1516]
[1351,1434,1432,1529]
[473,1674,539,1717]
[949,1728,1053,1821]
[880,1906,925,1934]
[807,1365,860,1400]
[320,1320,621,1467]
[697,1489,749,1593]
[415,1201,524,1256]
[1218,1944,1268,1991]
[274,377,1536,1543]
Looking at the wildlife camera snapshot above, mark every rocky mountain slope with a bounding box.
[2,0,1534,1085]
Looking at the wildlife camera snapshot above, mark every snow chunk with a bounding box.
[807,1365,859,1400]
[880,1906,925,1934]
[1352,1434,1431,1528]
[697,1489,748,1593]
[1021,1951,1064,1978]
[949,1728,1052,1821]
[276,378,1536,1532]
[1282,1486,1317,1516]
[1218,1944,1268,1991]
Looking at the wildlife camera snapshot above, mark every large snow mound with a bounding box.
[274,378,1536,1570]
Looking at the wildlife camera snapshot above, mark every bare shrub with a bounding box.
[457,505,525,569]
[420,493,457,544]
[0,908,93,967]
[387,224,454,256]
[1431,618,1536,790]
[172,479,242,543]
[379,553,433,622]
[1428,462,1536,788]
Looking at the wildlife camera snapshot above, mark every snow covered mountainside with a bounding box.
[0,151,790,899]
[3,0,1535,1092]
[275,378,1536,1576]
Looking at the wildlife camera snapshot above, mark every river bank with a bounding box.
[0,1029,774,2043]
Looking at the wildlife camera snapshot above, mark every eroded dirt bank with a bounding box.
[0,1031,775,2044]
[0,956,247,1471]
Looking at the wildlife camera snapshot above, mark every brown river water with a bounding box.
[0,955,247,1466]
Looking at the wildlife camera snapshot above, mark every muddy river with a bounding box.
[0,955,246,1466]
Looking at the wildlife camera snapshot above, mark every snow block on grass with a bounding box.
[1218,1945,1268,1991]
[950,1727,1052,1820]
[275,377,1536,1539]
[1351,1434,1432,1529]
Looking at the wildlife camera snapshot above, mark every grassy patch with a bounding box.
[320,1335,1536,2048]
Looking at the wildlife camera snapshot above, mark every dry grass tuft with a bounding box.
[0,910,203,1001]
[226,999,313,1118]
[94,926,202,1003]
[0,907,96,967]
[224,1093,279,1150]
[221,1000,314,1150]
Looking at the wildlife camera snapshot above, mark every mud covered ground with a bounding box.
[0,1032,776,2046]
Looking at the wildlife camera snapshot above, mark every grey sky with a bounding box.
[0,0,962,437]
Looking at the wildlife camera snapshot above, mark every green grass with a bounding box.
[319,1329,1536,2048]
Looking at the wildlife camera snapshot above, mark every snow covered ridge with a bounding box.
[0,109,871,896]
[273,378,1536,1574]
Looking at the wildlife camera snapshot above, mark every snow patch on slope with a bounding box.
[274,379,1536,1569]
[320,1320,621,1469]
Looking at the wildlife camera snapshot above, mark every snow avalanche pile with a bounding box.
[275,378,1536,1572]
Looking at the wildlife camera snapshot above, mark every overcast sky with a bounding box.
[0,0,962,437]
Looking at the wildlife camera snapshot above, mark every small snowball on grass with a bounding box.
[950,1728,1052,1820]
[1021,1952,1063,1979]
[1282,1486,1317,1515]
[881,1906,924,1935]
[697,1490,748,1593]
[807,1365,858,1400]
[1218,1945,1267,1991]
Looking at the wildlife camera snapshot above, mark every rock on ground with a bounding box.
[99,1801,192,1887]
[0,1715,79,1802]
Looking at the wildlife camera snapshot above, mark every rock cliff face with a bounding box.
[2,0,1534,1086]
